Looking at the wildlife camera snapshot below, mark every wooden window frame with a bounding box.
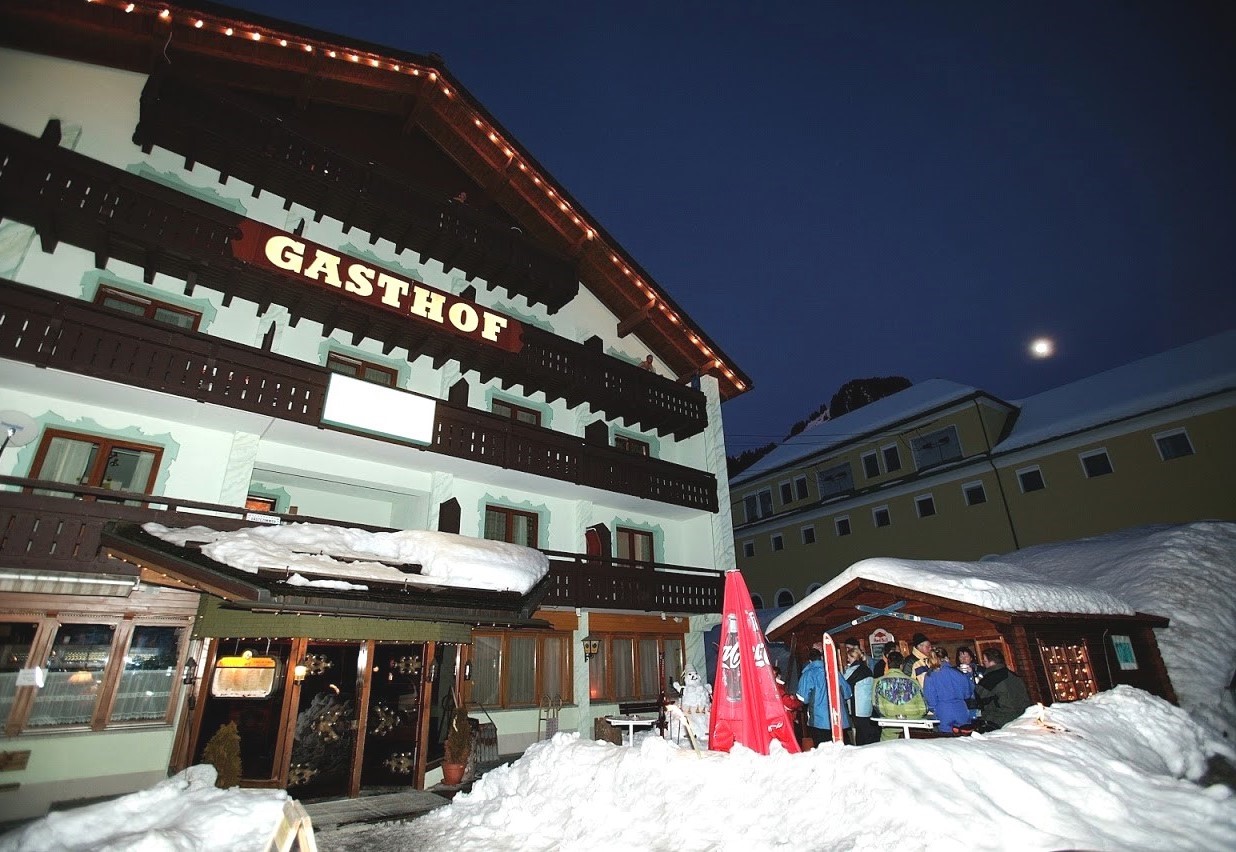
[589,633,683,702]
[29,428,164,495]
[492,398,543,427]
[613,434,649,456]
[94,285,202,331]
[484,505,540,547]
[469,629,573,709]
[616,527,655,563]
[326,352,398,387]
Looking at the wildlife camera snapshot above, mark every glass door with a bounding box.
[287,642,362,799]
[360,643,428,789]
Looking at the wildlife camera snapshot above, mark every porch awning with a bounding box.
[193,596,474,643]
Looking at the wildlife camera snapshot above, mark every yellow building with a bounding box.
[731,331,1236,608]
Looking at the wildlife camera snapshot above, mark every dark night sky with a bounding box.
[224,1,1236,456]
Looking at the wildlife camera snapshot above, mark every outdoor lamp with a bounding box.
[582,636,600,662]
[182,657,198,685]
[293,662,308,683]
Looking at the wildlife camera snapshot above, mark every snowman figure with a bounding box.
[673,667,712,713]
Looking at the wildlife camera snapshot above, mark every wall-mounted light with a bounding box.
[463,660,472,681]
[293,663,308,684]
[582,636,601,663]
[182,657,198,685]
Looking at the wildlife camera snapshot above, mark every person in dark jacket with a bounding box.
[974,647,1032,729]
[922,648,975,733]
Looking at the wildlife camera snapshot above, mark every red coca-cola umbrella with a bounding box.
[708,570,801,754]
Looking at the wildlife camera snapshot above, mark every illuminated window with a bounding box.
[589,634,682,701]
[484,505,539,548]
[326,352,397,387]
[95,286,201,330]
[245,495,277,513]
[31,429,162,497]
[470,631,572,708]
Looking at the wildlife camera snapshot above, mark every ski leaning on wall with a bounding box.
[822,632,845,744]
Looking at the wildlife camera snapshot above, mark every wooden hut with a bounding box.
[766,576,1176,707]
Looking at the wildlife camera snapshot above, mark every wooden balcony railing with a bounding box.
[135,70,580,314]
[0,123,708,439]
[0,281,716,510]
[0,479,724,614]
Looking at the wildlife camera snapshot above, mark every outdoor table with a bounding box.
[872,716,939,739]
[605,714,658,745]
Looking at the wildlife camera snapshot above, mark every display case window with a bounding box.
[1038,640,1097,702]
[212,652,281,698]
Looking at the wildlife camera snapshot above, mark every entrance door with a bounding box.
[359,643,429,789]
[287,641,362,799]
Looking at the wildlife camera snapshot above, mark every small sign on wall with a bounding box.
[15,667,45,688]
[1111,635,1139,671]
[869,628,895,664]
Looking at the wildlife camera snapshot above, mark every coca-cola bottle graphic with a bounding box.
[721,613,742,702]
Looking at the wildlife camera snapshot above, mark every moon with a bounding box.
[1029,337,1055,359]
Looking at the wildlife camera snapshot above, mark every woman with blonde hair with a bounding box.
[841,640,877,745]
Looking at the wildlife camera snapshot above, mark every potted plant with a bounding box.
[441,706,472,786]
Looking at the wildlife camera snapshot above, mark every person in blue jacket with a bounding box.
[796,647,852,745]
[923,647,976,733]
[842,642,877,745]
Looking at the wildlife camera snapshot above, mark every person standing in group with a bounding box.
[902,633,933,686]
[974,647,1033,730]
[842,642,877,745]
[955,646,984,688]
[796,648,851,746]
[873,650,927,741]
[923,647,975,734]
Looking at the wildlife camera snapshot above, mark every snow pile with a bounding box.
[0,765,287,852]
[321,688,1235,852]
[143,522,549,594]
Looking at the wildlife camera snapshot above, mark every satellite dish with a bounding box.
[0,410,38,447]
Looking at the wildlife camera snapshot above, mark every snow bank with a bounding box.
[0,766,287,852]
[320,688,1234,852]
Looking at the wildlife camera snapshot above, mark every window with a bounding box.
[779,481,793,505]
[491,398,542,426]
[617,527,654,562]
[911,425,962,469]
[835,516,852,537]
[590,634,683,701]
[962,481,987,506]
[750,594,765,609]
[1080,449,1113,478]
[771,533,784,552]
[806,583,822,596]
[245,495,277,513]
[775,589,795,608]
[1154,429,1194,461]
[471,631,572,708]
[801,525,816,545]
[613,434,649,455]
[872,506,891,528]
[915,494,936,518]
[743,489,773,522]
[95,286,201,330]
[794,476,809,500]
[0,615,189,734]
[881,444,902,473]
[816,463,854,500]
[31,429,162,496]
[326,352,397,387]
[484,505,539,547]
[861,451,881,479]
[742,540,755,559]
[1017,466,1046,493]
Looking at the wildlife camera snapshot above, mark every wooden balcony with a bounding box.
[0,479,724,614]
[0,122,708,439]
[0,280,717,511]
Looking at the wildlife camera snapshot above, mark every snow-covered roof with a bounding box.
[732,379,983,484]
[996,329,1236,453]
[143,522,549,595]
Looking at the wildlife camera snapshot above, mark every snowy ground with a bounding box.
[3,522,1234,851]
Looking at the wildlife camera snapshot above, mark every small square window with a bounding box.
[862,451,881,479]
[771,534,784,552]
[882,444,902,473]
[742,540,755,558]
[801,526,816,545]
[1080,449,1113,478]
[779,481,794,505]
[963,481,987,506]
[794,476,809,500]
[835,516,851,537]
[1017,466,1046,493]
[915,494,936,518]
[1154,429,1194,461]
[872,506,891,528]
